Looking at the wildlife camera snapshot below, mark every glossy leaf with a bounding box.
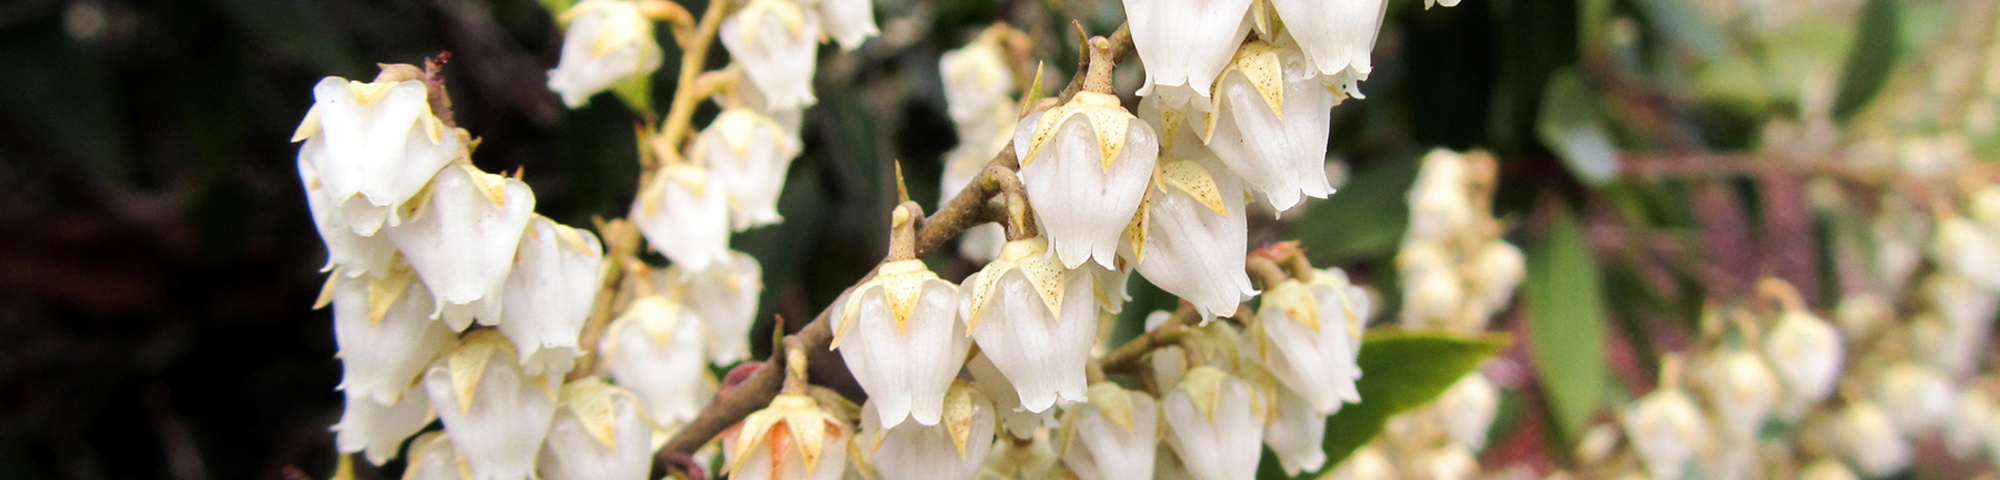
[1831,0,1902,122]
[1524,211,1608,442]
[1261,331,1511,478]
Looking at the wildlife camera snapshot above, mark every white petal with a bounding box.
[1835,403,1911,477]
[721,2,821,109]
[306,78,462,234]
[1255,283,1363,414]
[499,216,605,377]
[1262,387,1326,476]
[1063,390,1158,480]
[1130,158,1257,320]
[1762,310,1843,410]
[601,296,716,428]
[403,432,474,480]
[547,0,664,108]
[1623,389,1707,480]
[940,40,1016,127]
[1125,0,1253,105]
[1204,50,1336,213]
[333,277,457,405]
[818,0,879,51]
[422,340,560,480]
[386,166,537,329]
[539,386,656,480]
[967,354,1055,439]
[632,166,734,272]
[299,158,396,277]
[696,110,800,231]
[335,389,437,465]
[1015,112,1159,269]
[834,280,970,428]
[1269,0,1386,78]
[962,267,1099,412]
[660,251,764,364]
[1434,372,1499,452]
[1161,375,1263,480]
[863,397,996,480]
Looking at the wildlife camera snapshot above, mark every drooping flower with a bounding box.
[1468,241,1525,314]
[1622,387,1709,480]
[1199,41,1338,213]
[1692,350,1780,436]
[1121,153,1257,321]
[1433,372,1499,452]
[1059,383,1158,480]
[1324,444,1395,480]
[402,432,473,480]
[960,237,1107,412]
[632,164,733,272]
[966,353,1053,439]
[1262,386,1326,476]
[815,0,878,51]
[1919,275,1999,376]
[421,331,561,480]
[299,159,396,278]
[334,388,436,465]
[547,0,665,108]
[721,0,822,110]
[1945,388,2000,461]
[1834,402,1911,477]
[1267,0,1387,90]
[858,381,997,480]
[1873,362,1956,436]
[600,295,716,428]
[1247,268,1367,414]
[831,258,971,429]
[658,251,764,365]
[293,73,465,235]
[498,216,605,377]
[1933,215,2000,290]
[1124,0,1254,109]
[1762,308,1843,412]
[693,108,801,231]
[1013,92,1161,269]
[722,394,851,480]
[1161,367,1266,480]
[329,268,457,405]
[385,165,537,330]
[538,378,656,480]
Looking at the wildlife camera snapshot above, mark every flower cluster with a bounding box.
[1398,149,1526,332]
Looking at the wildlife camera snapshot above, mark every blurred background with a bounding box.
[0,0,1982,478]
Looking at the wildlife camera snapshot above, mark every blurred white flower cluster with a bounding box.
[1398,149,1526,333]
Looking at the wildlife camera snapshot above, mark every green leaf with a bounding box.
[1628,0,1729,61]
[1536,68,1619,186]
[1263,331,1511,478]
[612,73,656,117]
[541,0,578,17]
[1524,211,1609,443]
[1831,0,1902,123]
[1288,155,1418,264]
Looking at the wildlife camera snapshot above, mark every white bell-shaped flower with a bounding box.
[299,159,396,277]
[940,33,1016,127]
[1325,445,1395,480]
[694,108,802,231]
[960,238,1107,412]
[1268,0,1386,86]
[1263,386,1328,476]
[330,269,457,405]
[385,165,537,330]
[1419,445,1478,480]
[1468,241,1525,314]
[1125,0,1253,109]
[723,394,851,480]
[498,216,604,377]
[1161,367,1266,480]
[659,251,764,364]
[334,388,436,465]
[1834,402,1911,477]
[601,295,716,428]
[1013,92,1161,269]
[831,259,971,429]
[815,0,878,51]
[1873,362,1955,436]
[967,353,1053,439]
[293,74,464,235]
[1692,350,1780,435]
[1200,42,1338,213]
[1920,275,1999,375]
[1403,151,1476,243]
[546,0,664,108]
[421,331,561,480]
[538,379,656,480]
[1123,155,1257,321]
[1434,372,1499,452]
[1933,215,2000,290]
[1248,269,1367,414]
[721,0,822,109]
[859,381,997,480]
[632,164,733,272]
[1060,383,1158,480]
[403,432,473,480]
[1622,387,1708,480]
[1762,309,1843,411]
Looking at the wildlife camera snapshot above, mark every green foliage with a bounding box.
[1525,211,1610,443]
[1260,331,1512,479]
[612,72,656,117]
[541,0,579,17]
[1288,154,1418,265]
[1832,0,1903,122]
[1537,68,1619,185]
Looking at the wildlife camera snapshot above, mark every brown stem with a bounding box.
[655,0,736,161]
[1097,302,1201,374]
[1055,23,1132,105]
[1246,256,1289,290]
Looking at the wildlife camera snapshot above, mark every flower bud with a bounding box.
[499,216,605,377]
[723,394,851,480]
[721,0,822,109]
[1693,350,1780,436]
[659,251,764,365]
[293,75,464,235]
[1125,0,1253,109]
[1161,367,1266,480]
[1873,362,1955,436]
[693,108,801,231]
[546,0,664,108]
[632,164,733,272]
[1762,309,1843,411]
[1248,270,1367,415]
[960,238,1107,412]
[1832,402,1910,477]
[1622,388,1708,480]
[385,165,538,330]
[1263,386,1327,475]
[1060,383,1159,480]
[422,331,561,480]
[1200,42,1338,212]
[330,269,457,406]
[402,432,472,480]
[814,0,878,51]
[832,259,972,429]
[1123,156,1258,320]
[600,295,715,428]
[1014,93,1161,269]
[1435,372,1499,452]
[299,159,396,278]
[538,379,656,480]
[1268,0,1386,88]
[334,389,436,465]
[860,382,997,480]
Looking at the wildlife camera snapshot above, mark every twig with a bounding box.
[1097,302,1200,374]
[1245,256,1288,289]
[1053,23,1132,105]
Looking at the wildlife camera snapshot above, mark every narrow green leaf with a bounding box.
[1831,0,1902,123]
[612,73,655,117]
[1264,331,1511,478]
[1536,68,1619,186]
[1524,211,1609,443]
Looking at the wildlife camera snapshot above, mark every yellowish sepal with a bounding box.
[1156,161,1229,217]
